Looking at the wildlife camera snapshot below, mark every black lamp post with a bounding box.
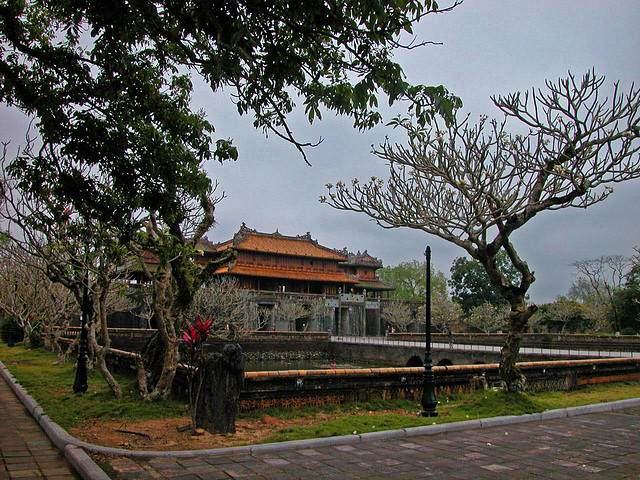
[420,246,438,417]
[73,268,89,393]
[7,319,16,347]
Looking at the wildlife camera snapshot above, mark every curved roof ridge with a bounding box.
[224,224,348,260]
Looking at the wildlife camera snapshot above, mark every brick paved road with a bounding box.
[106,407,640,480]
[0,375,81,480]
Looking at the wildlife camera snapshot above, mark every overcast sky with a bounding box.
[2,1,639,303]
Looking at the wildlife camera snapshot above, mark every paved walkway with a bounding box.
[104,407,640,480]
[3,365,640,480]
[0,375,80,480]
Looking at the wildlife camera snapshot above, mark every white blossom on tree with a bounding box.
[465,303,511,334]
[275,301,309,331]
[306,297,333,331]
[381,300,415,332]
[325,71,640,390]
[431,295,463,333]
[188,277,259,339]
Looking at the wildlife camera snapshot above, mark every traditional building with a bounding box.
[204,224,392,296]
[202,224,393,334]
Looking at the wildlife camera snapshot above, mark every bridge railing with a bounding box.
[329,335,640,359]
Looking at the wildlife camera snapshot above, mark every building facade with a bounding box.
[203,224,393,335]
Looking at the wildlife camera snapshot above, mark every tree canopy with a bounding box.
[1,0,461,235]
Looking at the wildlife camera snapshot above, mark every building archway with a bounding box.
[437,359,453,366]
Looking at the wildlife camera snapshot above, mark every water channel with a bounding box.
[245,359,388,372]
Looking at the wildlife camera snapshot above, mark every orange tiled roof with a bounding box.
[217,231,347,260]
[214,264,359,284]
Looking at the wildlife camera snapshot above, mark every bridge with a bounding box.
[329,335,640,366]
[331,335,640,358]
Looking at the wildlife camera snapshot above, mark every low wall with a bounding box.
[62,339,640,412]
[239,357,640,411]
[327,341,558,367]
[60,328,331,360]
[60,328,571,366]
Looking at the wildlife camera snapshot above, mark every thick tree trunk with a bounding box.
[149,340,179,401]
[195,344,244,434]
[139,329,179,401]
[140,331,165,391]
[90,291,122,398]
[138,264,182,401]
[499,300,537,392]
[95,355,122,397]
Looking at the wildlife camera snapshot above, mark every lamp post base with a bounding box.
[420,410,438,417]
[420,359,438,417]
[73,335,88,394]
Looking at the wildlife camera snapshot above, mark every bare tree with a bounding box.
[276,301,309,331]
[381,300,415,332]
[0,243,51,344]
[38,275,79,360]
[567,277,599,304]
[306,297,333,331]
[431,295,463,333]
[325,71,640,390]
[571,255,632,332]
[1,154,133,397]
[188,277,258,338]
[465,302,510,334]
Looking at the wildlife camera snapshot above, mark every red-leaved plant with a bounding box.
[181,315,214,430]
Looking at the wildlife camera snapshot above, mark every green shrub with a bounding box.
[0,317,24,345]
[620,327,637,336]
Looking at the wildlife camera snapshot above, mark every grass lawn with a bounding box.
[0,342,185,428]
[1,342,639,445]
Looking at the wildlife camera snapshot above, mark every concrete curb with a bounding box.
[65,446,112,480]
[2,360,640,464]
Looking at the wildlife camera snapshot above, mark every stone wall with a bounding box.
[327,341,557,366]
[62,337,640,412]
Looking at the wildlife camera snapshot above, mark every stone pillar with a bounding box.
[195,344,245,434]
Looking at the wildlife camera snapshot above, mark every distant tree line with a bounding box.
[379,246,640,336]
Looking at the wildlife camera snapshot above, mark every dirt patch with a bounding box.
[68,410,413,451]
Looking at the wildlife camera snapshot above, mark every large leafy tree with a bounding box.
[0,4,221,236]
[449,251,520,313]
[325,71,640,391]
[1,0,461,208]
[612,248,640,333]
[530,299,593,334]
[378,259,447,300]
[2,0,461,398]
